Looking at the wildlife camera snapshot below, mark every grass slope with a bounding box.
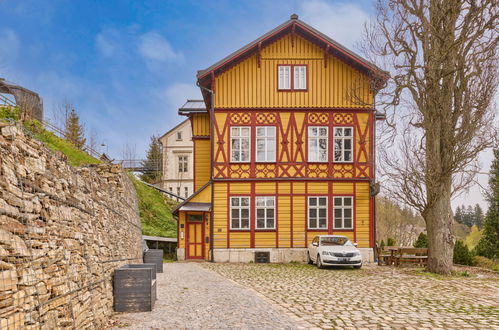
[129,174,177,238]
[24,120,101,167]
[1,108,100,167]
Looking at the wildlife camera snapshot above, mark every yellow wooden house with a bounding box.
[173,14,387,262]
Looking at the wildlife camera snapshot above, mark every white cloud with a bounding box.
[163,82,201,110]
[0,29,20,63]
[300,0,369,49]
[95,28,123,57]
[138,32,183,62]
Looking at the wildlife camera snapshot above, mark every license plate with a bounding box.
[339,257,349,261]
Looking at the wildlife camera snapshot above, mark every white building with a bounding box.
[158,119,193,200]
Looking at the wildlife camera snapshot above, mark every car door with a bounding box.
[309,236,319,261]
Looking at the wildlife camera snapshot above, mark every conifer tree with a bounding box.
[473,204,484,229]
[141,135,162,184]
[65,108,86,149]
[414,232,428,248]
[475,149,499,259]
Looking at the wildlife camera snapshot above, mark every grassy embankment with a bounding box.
[2,107,177,240]
[1,106,101,166]
[128,174,177,238]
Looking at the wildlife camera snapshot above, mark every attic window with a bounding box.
[278,65,307,91]
[176,131,182,141]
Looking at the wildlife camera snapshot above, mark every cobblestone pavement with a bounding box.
[110,262,310,329]
[201,263,499,329]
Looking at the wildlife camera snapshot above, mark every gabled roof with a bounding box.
[197,14,388,83]
[158,118,190,141]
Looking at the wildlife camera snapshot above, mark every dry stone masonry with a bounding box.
[0,122,143,329]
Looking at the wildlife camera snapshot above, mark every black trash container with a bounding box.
[143,249,164,273]
[113,263,157,312]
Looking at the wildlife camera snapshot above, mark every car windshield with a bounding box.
[320,237,352,246]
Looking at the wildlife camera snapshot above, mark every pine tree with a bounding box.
[454,206,463,224]
[475,149,499,259]
[65,109,86,149]
[474,204,484,229]
[140,135,162,184]
[464,205,475,227]
[414,232,428,248]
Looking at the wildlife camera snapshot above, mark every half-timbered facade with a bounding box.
[173,14,387,262]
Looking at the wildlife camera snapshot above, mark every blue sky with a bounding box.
[0,0,493,209]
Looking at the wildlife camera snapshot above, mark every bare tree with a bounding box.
[51,99,72,130]
[363,0,498,274]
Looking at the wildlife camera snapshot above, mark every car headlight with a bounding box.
[354,252,361,257]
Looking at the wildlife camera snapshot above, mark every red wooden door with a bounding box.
[186,215,204,259]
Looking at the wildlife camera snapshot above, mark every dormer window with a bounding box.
[278,65,307,91]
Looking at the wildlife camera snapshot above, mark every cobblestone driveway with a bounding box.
[110,263,310,329]
[202,263,499,329]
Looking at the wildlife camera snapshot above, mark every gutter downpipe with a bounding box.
[197,77,215,262]
[372,94,377,263]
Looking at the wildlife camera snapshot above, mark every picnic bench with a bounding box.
[394,248,428,267]
[376,246,428,267]
[376,246,397,266]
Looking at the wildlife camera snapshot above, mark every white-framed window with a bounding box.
[230,127,250,162]
[184,187,189,198]
[278,65,291,90]
[278,65,307,90]
[334,127,353,162]
[230,197,250,230]
[294,65,307,90]
[256,196,275,229]
[308,126,328,162]
[308,197,328,229]
[178,156,188,172]
[176,131,182,141]
[333,196,353,229]
[256,126,276,162]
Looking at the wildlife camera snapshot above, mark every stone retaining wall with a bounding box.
[0,122,143,329]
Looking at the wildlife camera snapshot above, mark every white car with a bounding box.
[307,235,362,269]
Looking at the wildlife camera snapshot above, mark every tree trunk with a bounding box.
[425,179,455,275]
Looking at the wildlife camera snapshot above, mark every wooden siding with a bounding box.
[214,34,372,109]
[212,181,372,250]
[194,139,211,189]
[192,114,210,136]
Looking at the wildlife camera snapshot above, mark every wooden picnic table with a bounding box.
[377,246,428,267]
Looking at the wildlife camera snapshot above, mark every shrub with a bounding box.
[387,237,396,246]
[0,106,20,121]
[414,232,428,248]
[453,240,473,266]
[472,255,499,271]
[380,240,386,250]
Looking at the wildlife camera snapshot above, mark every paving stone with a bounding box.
[202,263,499,330]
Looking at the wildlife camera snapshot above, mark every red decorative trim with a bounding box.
[197,21,387,82]
[275,182,279,248]
[250,183,255,248]
[192,135,210,140]
[353,184,357,243]
[227,184,230,248]
[290,182,293,248]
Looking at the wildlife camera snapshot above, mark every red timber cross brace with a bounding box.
[213,109,374,180]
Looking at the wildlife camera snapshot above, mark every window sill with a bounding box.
[307,228,329,232]
[332,228,354,231]
[255,229,276,232]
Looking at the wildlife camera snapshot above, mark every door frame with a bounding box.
[185,212,205,260]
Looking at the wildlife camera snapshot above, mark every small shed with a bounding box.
[142,235,177,258]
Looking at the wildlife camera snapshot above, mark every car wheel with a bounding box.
[316,255,324,269]
[307,252,313,265]
[354,264,362,269]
